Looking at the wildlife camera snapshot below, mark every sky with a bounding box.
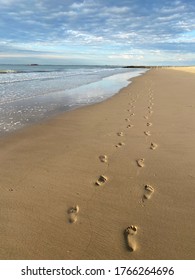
[0,0,195,65]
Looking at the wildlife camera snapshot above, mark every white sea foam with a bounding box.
[0,65,147,135]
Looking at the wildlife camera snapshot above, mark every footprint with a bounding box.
[147,122,152,127]
[115,142,125,148]
[150,142,158,150]
[95,175,108,186]
[125,118,130,122]
[124,225,137,252]
[137,158,145,167]
[127,124,134,128]
[130,113,135,117]
[144,116,149,120]
[149,110,153,114]
[68,205,79,223]
[143,184,154,200]
[99,155,108,163]
[144,131,151,136]
[117,132,124,136]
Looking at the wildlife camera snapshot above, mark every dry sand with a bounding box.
[0,68,195,260]
[169,66,195,73]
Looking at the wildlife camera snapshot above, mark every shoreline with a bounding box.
[0,73,134,140]
[0,68,146,138]
[0,68,195,260]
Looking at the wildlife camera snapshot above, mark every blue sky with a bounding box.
[0,0,195,65]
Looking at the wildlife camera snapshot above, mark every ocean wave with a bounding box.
[0,68,147,135]
[0,69,109,84]
[0,69,19,74]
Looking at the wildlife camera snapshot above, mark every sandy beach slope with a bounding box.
[0,69,195,260]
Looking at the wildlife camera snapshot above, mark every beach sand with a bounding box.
[0,68,195,260]
[169,66,195,74]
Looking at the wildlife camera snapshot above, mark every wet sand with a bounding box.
[0,68,195,260]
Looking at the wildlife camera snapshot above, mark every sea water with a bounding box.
[0,65,147,135]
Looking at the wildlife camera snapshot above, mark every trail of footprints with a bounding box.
[67,88,158,253]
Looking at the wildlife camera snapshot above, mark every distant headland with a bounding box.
[123,65,165,68]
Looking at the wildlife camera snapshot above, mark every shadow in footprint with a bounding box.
[137,158,145,167]
[99,155,108,163]
[150,142,158,150]
[143,184,154,201]
[127,124,134,128]
[144,131,151,136]
[95,175,108,186]
[68,205,79,223]
[115,142,125,148]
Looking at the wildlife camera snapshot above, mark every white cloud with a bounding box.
[108,6,129,14]
[43,10,78,20]
[71,0,98,9]
[157,13,181,22]
[1,0,195,65]
[112,32,137,39]
[108,53,144,60]
[66,30,104,44]
[156,3,186,14]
